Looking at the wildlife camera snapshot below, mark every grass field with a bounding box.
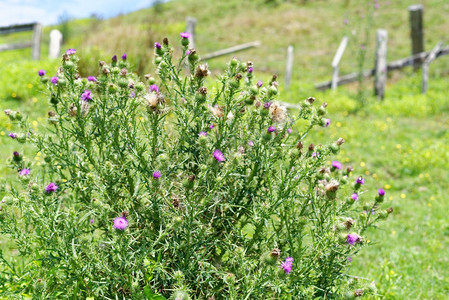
[1,0,449,298]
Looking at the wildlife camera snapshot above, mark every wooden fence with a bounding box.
[0,23,42,60]
[315,4,449,97]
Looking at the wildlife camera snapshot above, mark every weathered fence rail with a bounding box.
[315,46,449,91]
[0,23,42,60]
[201,41,261,61]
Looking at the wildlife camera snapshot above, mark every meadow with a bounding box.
[1,0,449,298]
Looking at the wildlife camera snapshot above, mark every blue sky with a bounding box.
[0,0,157,27]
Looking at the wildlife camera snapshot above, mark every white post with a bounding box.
[422,42,442,94]
[49,29,63,59]
[285,45,294,89]
[374,29,388,99]
[31,23,42,60]
[186,17,196,49]
[331,36,348,90]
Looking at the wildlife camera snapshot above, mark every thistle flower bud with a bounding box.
[187,49,199,63]
[230,58,238,67]
[13,151,22,161]
[268,85,278,97]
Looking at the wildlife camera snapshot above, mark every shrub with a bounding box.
[0,34,392,299]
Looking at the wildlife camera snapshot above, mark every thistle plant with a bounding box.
[1,34,392,299]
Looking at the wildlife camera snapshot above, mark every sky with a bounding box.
[0,0,157,27]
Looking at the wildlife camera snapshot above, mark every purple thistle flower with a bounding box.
[46,182,59,193]
[38,70,46,76]
[87,76,97,82]
[152,171,161,179]
[154,42,161,49]
[128,91,135,98]
[13,151,20,157]
[281,257,294,274]
[347,233,360,246]
[121,53,127,60]
[264,102,271,109]
[268,126,276,133]
[90,219,94,224]
[325,118,331,127]
[113,216,128,230]
[18,168,30,176]
[81,90,92,101]
[351,193,359,201]
[360,44,366,50]
[287,128,292,134]
[198,131,207,137]
[8,133,17,139]
[343,19,349,25]
[312,152,319,158]
[112,55,117,63]
[209,124,214,129]
[332,161,342,169]
[180,32,191,39]
[66,48,76,55]
[348,257,352,262]
[149,84,159,93]
[213,149,225,162]
[378,188,385,196]
[248,67,253,73]
[356,177,365,185]
[256,80,263,88]
[51,76,59,85]
[248,140,254,147]
[186,50,191,55]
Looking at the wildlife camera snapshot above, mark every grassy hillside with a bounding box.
[1,0,449,298]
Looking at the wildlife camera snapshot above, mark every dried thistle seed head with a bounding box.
[210,105,225,118]
[48,111,56,117]
[255,100,262,108]
[102,67,110,75]
[387,207,394,214]
[308,144,315,151]
[74,73,81,80]
[62,54,69,61]
[321,102,328,108]
[198,87,208,95]
[354,289,364,297]
[99,60,105,66]
[307,97,315,104]
[121,211,129,218]
[120,68,128,76]
[188,175,196,182]
[344,218,355,229]
[235,73,243,80]
[163,37,169,45]
[269,101,287,123]
[297,141,304,150]
[270,248,281,258]
[237,146,245,154]
[80,101,90,116]
[337,137,345,145]
[145,93,159,108]
[325,179,340,192]
[172,195,181,208]
[69,104,77,117]
[195,64,210,78]
[271,74,278,82]
[144,74,151,79]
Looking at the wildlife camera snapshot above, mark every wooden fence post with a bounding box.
[285,45,294,89]
[422,42,442,94]
[374,29,388,99]
[49,29,63,59]
[331,36,348,90]
[186,17,196,49]
[409,4,424,70]
[31,23,42,60]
